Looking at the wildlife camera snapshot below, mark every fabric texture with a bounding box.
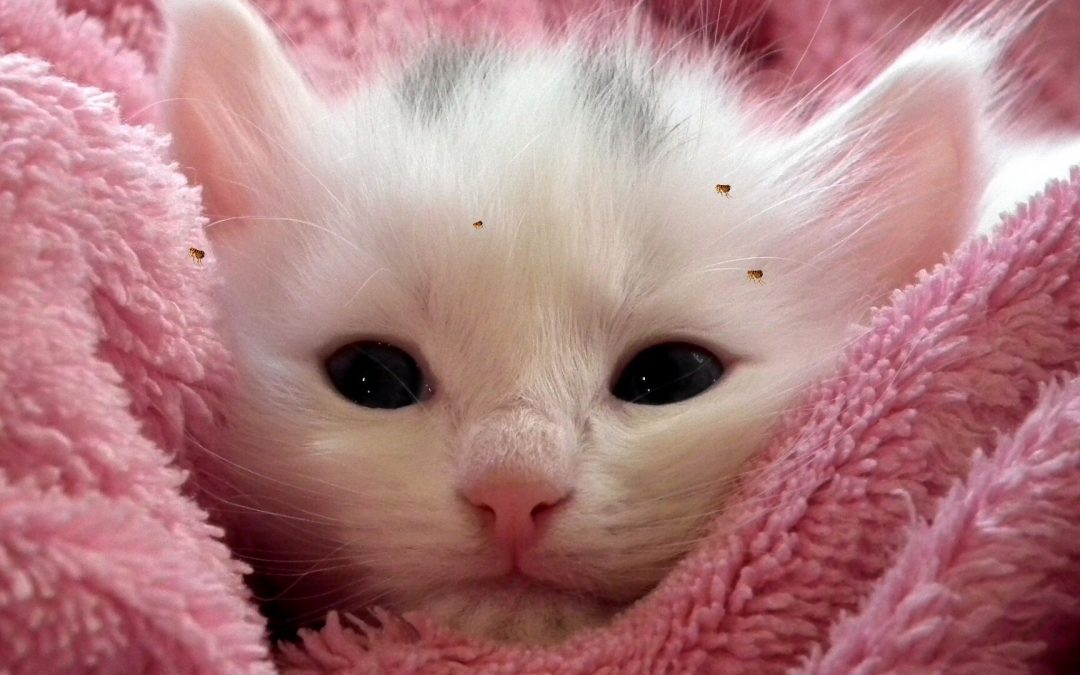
[1,0,1078,672]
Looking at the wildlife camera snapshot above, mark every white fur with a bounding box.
[980,137,1080,228]
[164,0,1079,644]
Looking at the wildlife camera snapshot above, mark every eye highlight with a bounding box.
[612,342,724,405]
[325,341,428,409]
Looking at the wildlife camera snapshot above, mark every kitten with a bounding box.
[163,0,1079,645]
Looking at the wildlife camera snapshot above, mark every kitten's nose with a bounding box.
[462,478,570,552]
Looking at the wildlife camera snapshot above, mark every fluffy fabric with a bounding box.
[1,0,1078,673]
[0,13,269,674]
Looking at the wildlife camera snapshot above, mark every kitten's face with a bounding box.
[167,0,985,644]
[216,85,839,642]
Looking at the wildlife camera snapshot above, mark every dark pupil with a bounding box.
[612,342,724,405]
[325,342,425,409]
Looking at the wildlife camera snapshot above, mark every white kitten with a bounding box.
[164,0,1078,644]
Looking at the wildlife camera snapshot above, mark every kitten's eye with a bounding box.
[612,342,724,405]
[325,341,428,409]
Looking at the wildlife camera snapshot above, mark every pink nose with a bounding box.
[462,479,570,552]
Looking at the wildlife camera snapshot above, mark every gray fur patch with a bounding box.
[575,54,668,157]
[397,44,494,122]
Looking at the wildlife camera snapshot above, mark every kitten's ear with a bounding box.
[783,38,995,302]
[162,0,318,233]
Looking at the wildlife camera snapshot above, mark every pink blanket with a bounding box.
[2,0,1079,672]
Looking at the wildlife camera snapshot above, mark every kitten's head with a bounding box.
[164,0,992,644]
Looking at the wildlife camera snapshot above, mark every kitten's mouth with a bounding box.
[445,568,571,600]
[416,574,618,644]
[483,571,564,593]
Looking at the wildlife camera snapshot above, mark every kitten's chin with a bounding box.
[409,577,621,645]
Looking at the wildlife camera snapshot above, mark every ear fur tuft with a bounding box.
[784,36,1000,305]
[161,0,318,231]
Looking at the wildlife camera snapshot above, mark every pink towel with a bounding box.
[2,0,1079,672]
[0,17,269,675]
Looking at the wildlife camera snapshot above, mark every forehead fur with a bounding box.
[247,41,817,388]
[296,42,790,275]
[396,43,496,123]
[396,42,671,158]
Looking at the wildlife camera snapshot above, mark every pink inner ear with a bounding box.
[163,0,317,237]
[854,108,975,279]
[168,99,253,226]
[784,39,992,302]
